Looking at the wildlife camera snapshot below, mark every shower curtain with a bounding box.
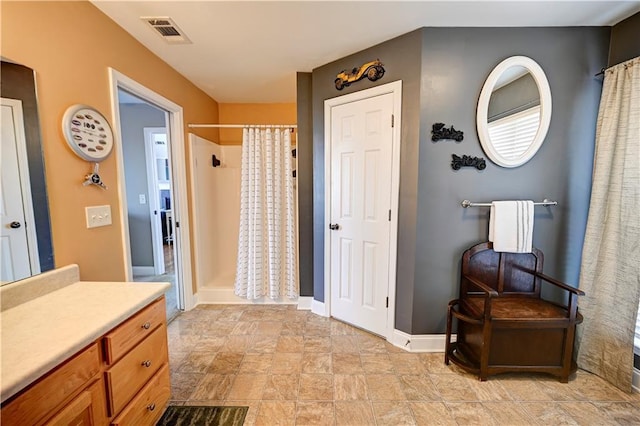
[234,127,298,300]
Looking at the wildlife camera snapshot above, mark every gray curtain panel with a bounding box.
[575,56,640,392]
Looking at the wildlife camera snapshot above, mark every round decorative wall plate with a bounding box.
[62,104,114,162]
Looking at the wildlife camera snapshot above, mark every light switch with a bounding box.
[139,194,146,204]
[86,205,112,228]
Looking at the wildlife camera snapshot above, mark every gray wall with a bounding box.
[296,72,314,297]
[120,102,165,267]
[414,27,610,334]
[609,11,640,66]
[488,73,539,121]
[310,30,423,323]
[308,26,610,334]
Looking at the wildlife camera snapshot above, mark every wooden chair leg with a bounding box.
[479,321,492,380]
[444,303,454,365]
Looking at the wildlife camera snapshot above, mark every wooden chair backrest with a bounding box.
[461,242,543,297]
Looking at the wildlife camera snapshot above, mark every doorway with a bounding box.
[109,68,195,319]
[117,91,179,321]
[144,127,171,276]
[324,81,402,340]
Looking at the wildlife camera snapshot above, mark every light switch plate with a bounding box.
[86,205,112,228]
[139,194,146,204]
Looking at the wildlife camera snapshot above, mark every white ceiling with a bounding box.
[92,1,640,103]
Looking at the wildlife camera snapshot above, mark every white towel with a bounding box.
[489,200,534,253]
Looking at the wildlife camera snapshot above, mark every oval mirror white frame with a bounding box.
[477,56,552,168]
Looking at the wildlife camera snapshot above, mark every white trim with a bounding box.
[633,368,640,393]
[323,80,403,342]
[477,55,552,168]
[186,134,202,298]
[297,296,313,310]
[143,127,167,276]
[196,287,299,305]
[132,266,156,277]
[1,98,41,276]
[312,299,328,317]
[108,68,195,310]
[389,330,454,353]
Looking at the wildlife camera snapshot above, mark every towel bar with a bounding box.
[461,199,557,208]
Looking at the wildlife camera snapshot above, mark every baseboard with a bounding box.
[311,299,328,317]
[196,287,299,305]
[297,296,313,310]
[189,292,199,310]
[633,368,640,393]
[132,266,155,276]
[389,329,455,353]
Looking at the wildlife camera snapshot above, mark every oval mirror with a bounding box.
[477,56,552,168]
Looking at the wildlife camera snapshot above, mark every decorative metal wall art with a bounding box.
[432,123,464,142]
[335,59,385,90]
[451,154,486,171]
[83,163,107,189]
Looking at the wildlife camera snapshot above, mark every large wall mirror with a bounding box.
[1,60,54,284]
[477,56,552,168]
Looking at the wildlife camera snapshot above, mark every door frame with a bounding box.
[323,80,402,341]
[1,97,41,276]
[143,127,167,276]
[108,68,195,310]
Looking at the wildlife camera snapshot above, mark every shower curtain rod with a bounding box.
[188,124,297,129]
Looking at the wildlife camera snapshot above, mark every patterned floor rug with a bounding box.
[156,406,248,426]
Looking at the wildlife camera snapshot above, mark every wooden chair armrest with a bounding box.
[534,272,585,296]
[448,299,483,325]
[463,275,499,297]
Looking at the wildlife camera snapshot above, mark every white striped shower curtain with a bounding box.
[234,127,298,300]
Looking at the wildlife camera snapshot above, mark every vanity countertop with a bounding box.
[0,280,169,403]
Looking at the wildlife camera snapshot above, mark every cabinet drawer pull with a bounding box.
[142,322,151,330]
[142,360,152,368]
[147,403,156,411]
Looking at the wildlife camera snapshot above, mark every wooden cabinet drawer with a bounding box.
[105,325,168,416]
[1,343,101,426]
[103,298,165,365]
[110,364,170,426]
[44,378,107,426]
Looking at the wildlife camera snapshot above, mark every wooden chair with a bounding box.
[445,242,585,382]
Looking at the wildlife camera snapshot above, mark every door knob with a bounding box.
[9,221,21,229]
[329,223,340,231]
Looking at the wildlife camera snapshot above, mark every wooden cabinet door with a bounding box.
[0,344,101,426]
[43,379,107,426]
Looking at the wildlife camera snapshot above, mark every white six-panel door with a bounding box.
[329,91,395,337]
[1,98,40,283]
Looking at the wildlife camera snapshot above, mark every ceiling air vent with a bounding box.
[142,17,191,44]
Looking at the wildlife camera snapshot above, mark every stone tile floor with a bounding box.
[135,245,179,322]
[167,304,640,425]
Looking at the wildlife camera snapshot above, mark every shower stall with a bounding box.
[189,132,298,303]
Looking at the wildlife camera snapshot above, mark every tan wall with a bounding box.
[1,1,220,282]
[218,103,297,145]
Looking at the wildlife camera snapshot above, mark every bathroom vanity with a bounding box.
[0,265,170,425]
